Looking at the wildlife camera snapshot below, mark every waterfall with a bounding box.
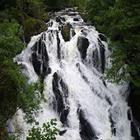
[9,8,135,140]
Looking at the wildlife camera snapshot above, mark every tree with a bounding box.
[27,119,59,140]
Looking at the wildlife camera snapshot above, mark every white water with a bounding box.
[9,8,133,140]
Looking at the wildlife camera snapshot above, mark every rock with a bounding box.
[59,130,67,136]
[73,18,79,21]
[61,23,71,41]
[92,48,100,70]
[52,73,69,125]
[109,113,116,136]
[77,36,89,59]
[56,16,62,24]
[68,12,77,16]
[98,39,105,73]
[56,32,61,59]
[71,29,76,37]
[60,107,70,125]
[98,33,107,42]
[31,52,41,75]
[131,121,140,139]
[31,33,49,79]
[129,83,140,124]
[78,109,98,140]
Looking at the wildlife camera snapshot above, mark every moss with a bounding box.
[23,16,48,43]
[61,24,71,41]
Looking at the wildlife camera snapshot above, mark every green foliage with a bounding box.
[44,0,70,10]
[0,20,25,125]
[0,20,25,60]
[27,119,59,140]
[0,0,16,10]
[17,82,42,123]
[23,16,47,42]
[0,18,42,132]
[83,0,140,88]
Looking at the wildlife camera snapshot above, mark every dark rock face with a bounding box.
[78,109,98,140]
[68,12,77,16]
[61,23,71,41]
[56,16,62,24]
[109,113,116,136]
[131,120,140,139]
[31,33,50,80]
[92,39,105,73]
[52,72,69,125]
[77,37,89,60]
[71,29,76,37]
[127,109,132,121]
[92,48,100,71]
[98,33,107,42]
[73,18,79,21]
[56,32,61,59]
[98,39,105,73]
[56,16,66,23]
[128,83,140,139]
[59,130,67,136]
[129,83,140,123]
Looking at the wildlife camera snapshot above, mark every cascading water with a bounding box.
[8,8,137,140]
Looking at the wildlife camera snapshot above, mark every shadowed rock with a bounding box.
[98,33,107,42]
[78,109,98,140]
[61,23,72,41]
[31,33,50,80]
[52,72,69,126]
[77,37,89,60]
[59,130,67,136]
[98,39,105,73]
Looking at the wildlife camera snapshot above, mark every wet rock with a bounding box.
[52,73,69,125]
[60,17,66,22]
[56,32,61,59]
[71,29,76,37]
[98,39,105,73]
[78,109,97,140]
[60,107,70,125]
[56,16,62,24]
[105,96,112,105]
[68,12,77,16]
[129,83,140,124]
[81,29,88,36]
[109,113,116,136]
[73,18,79,21]
[31,33,49,79]
[131,120,140,139]
[127,109,132,120]
[59,130,67,136]
[77,37,89,59]
[92,48,100,71]
[98,33,107,42]
[31,52,41,75]
[61,23,71,41]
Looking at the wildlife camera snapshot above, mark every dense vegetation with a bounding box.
[27,119,58,140]
[0,0,48,139]
[0,0,140,139]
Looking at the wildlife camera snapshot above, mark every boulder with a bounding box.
[61,23,71,41]
[77,37,89,59]
[98,33,107,42]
